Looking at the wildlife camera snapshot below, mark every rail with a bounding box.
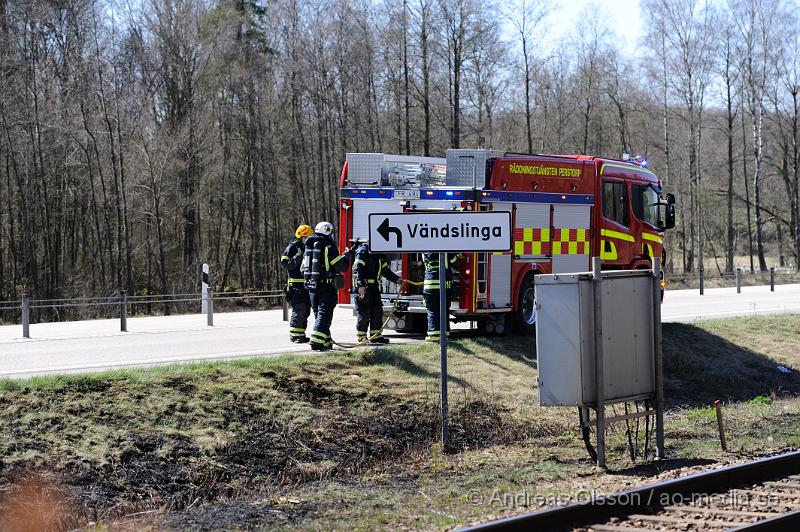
[461,450,800,531]
[0,289,285,338]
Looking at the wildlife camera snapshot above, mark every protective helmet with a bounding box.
[295,224,313,239]
[315,221,334,236]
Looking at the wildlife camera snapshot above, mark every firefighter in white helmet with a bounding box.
[302,222,353,351]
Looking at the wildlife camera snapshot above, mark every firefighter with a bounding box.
[280,224,314,343]
[302,221,352,351]
[422,252,459,341]
[352,241,402,344]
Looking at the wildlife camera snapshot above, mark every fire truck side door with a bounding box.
[599,179,634,266]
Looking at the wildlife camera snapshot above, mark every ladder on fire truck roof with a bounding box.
[345,149,504,189]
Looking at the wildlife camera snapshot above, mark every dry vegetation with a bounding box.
[1,315,799,530]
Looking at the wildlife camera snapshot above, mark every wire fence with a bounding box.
[0,288,287,334]
[4,266,798,336]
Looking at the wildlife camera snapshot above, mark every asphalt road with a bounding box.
[1,283,799,379]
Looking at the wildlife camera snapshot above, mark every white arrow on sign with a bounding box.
[368,211,512,253]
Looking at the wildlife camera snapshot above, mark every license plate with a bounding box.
[394,189,420,199]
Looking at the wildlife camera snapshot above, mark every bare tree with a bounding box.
[643,0,716,273]
[731,0,781,271]
[507,0,549,153]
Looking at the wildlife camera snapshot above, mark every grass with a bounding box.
[1,315,800,530]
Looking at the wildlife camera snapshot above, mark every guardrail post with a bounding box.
[206,288,214,327]
[22,293,30,338]
[736,267,742,294]
[120,289,128,332]
[699,266,704,295]
[202,263,209,314]
[770,267,775,292]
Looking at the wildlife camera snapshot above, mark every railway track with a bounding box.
[462,451,800,531]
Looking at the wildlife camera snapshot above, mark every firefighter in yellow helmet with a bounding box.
[280,224,314,342]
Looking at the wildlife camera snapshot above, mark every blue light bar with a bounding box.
[478,191,594,205]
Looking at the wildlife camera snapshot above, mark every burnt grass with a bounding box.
[0,351,539,529]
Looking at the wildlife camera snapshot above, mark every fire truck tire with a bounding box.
[513,273,537,335]
[478,314,509,336]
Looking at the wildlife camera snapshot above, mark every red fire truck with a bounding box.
[337,149,675,334]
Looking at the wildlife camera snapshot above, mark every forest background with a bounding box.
[1,0,798,302]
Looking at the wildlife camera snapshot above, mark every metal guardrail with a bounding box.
[666,266,799,295]
[0,289,285,338]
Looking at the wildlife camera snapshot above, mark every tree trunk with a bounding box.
[741,105,755,272]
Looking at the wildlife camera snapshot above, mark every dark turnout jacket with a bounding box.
[353,243,400,288]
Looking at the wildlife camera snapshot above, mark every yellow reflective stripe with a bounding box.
[600,162,656,177]
[601,228,635,242]
[642,232,663,243]
[288,278,304,283]
[356,259,366,266]
[366,279,376,284]
[330,254,346,265]
[324,246,330,270]
[281,255,290,261]
[643,243,654,257]
[601,240,618,260]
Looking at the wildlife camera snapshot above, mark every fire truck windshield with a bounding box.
[633,184,662,228]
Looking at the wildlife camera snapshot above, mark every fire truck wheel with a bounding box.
[478,314,509,336]
[513,273,537,334]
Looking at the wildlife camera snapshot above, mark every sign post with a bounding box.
[439,251,449,445]
[369,211,511,447]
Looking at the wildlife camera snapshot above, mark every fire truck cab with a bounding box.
[337,149,675,335]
